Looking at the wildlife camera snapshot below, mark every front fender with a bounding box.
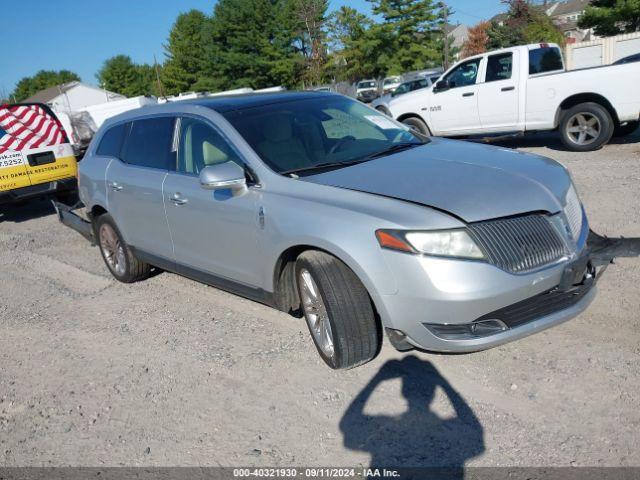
[264,235,398,327]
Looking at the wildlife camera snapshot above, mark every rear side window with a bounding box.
[486,53,513,82]
[529,47,563,75]
[96,123,125,157]
[122,117,175,170]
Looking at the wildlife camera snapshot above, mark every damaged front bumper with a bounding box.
[386,229,640,352]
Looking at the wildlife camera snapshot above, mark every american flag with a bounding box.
[0,104,67,155]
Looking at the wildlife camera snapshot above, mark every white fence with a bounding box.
[565,32,640,69]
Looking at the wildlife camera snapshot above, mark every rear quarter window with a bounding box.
[96,123,126,157]
[121,117,175,170]
[529,47,563,75]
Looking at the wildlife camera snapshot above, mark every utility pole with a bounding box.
[153,54,166,100]
[441,2,450,70]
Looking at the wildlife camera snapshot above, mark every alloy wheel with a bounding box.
[299,269,335,359]
[99,224,126,276]
[566,112,601,146]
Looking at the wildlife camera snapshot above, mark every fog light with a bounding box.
[424,319,508,340]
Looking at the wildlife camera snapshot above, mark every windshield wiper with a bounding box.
[362,142,422,160]
[281,142,424,177]
[281,160,367,176]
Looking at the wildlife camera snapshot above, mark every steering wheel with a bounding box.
[328,135,356,155]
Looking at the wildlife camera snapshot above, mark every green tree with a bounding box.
[162,10,209,95]
[12,70,80,102]
[523,13,566,45]
[578,0,640,36]
[325,6,374,81]
[96,55,154,97]
[268,0,307,89]
[487,0,564,50]
[288,0,329,86]
[96,55,136,95]
[366,0,444,74]
[202,0,281,90]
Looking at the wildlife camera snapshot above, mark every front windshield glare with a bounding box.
[223,96,425,175]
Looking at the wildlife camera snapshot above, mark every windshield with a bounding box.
[358,81,376,89]
[223,95,426,175]
[383,77,399,85]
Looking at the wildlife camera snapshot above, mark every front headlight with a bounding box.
[376,229,485,259]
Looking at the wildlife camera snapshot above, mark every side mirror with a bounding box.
[199,161,246,190]
[434,80,449,92]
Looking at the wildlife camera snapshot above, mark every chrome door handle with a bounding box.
[170,193,188,205]
[110,182,123,192]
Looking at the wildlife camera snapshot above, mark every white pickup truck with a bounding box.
[386,43,640,151]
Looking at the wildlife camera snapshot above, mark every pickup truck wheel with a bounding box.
[560,103,613,151]
[401,116,431,136]
[96,214,151,283]
[295,251,380,370]
[613,121,639,137]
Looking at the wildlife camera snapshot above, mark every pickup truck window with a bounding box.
[122,117,175,171]
[177,118,242,175]
[443,58,481,88]
[96,123,126,158]
[485,53,513,82]
[529,47,563,75]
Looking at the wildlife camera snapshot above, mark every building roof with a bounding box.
[556,18,579,32]
[550,0,591,17]
[23,81,124,105]
[23,81,80,104]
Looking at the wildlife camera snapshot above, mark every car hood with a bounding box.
[301,138,572,223]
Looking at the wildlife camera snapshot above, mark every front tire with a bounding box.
[401,116,431,136]
[295,251,380,370]
[95,214,151,283]
[559,102,613,151]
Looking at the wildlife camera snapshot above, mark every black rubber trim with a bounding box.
[130,247,275,307]
[0,177,76,205]
[476,275,595,329]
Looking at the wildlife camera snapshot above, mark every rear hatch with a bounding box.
[0,103,77,192]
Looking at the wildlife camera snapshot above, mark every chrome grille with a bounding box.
[467,214,568,273]
[563,185,583,241]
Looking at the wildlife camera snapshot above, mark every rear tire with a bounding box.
[401,116,431,136]
[95,213,151,283]
[613,121,639,137]
[559,102,613,151]
[295,251,380,370]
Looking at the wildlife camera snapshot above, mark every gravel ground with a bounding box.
[1,131,639,468]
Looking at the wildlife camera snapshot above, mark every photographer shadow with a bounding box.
[340,355,484,475]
